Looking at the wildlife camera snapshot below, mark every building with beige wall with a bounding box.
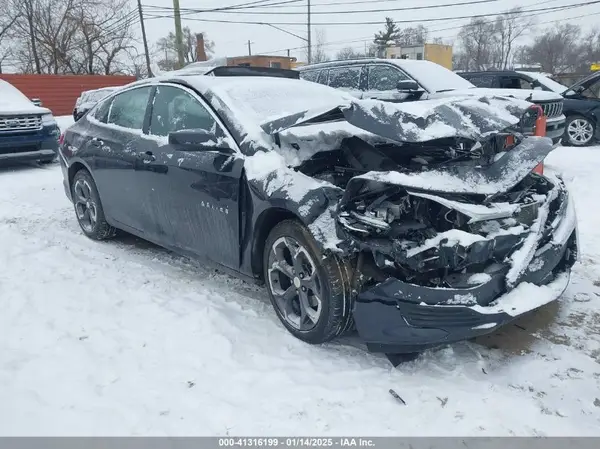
[385,43,453,70]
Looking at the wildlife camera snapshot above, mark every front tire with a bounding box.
[564,115,595,146]
[263,220,353,345]
[71,169,116,240]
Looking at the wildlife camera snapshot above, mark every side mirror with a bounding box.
[396,80,419,91]
[31,98,42,106]
[168,129,232,152]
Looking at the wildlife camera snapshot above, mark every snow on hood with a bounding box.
[353,136,554,195]
[436,87,563,102]
[0,79,51,115]
[261,95,533,143]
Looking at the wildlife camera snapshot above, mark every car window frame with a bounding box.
[366,63,412,91]
[143,82,242,154]
[104,85,153,131]
[365,63,419,91]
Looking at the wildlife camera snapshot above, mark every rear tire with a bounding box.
[71,169,116,240]
[263,219,353,345]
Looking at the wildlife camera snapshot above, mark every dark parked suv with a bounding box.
[58,74,577,364]
[0,79,60,164]
[459,70,600,146]
[298,59,566,144]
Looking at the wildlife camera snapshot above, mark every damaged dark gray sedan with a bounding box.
[58,75,578,363]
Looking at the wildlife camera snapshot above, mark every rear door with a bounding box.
[89,85,153,233]
[327,65,364,98]
[141,83,244,269]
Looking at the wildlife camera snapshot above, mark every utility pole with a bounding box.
[307,0,312,64]
[173,0,185,68]
[137,0,152,77]
[248,40,252,56]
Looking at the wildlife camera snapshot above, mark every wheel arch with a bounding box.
[250,207,300,282]
[67,159,94,190]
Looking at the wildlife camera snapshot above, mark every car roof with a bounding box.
[459,70,520,76]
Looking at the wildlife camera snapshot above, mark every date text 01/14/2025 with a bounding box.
[218,438,375,447]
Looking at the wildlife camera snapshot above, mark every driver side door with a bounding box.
[141,84,244,270]
[364,64,419,102]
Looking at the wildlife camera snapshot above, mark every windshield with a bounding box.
[207,77,353,123]
[517,71,568,94]
[565,72,600,97]
[389,60,476,93]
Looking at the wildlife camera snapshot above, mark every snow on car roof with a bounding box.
[298,58,476,94]
[182,75,354,123]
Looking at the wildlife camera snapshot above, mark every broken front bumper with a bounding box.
[352,177,578,354]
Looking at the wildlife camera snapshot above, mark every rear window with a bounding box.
[464,75,496,88]
[327,66,362,90]
[300,70,320,83]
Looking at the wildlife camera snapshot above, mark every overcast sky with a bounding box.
[140,0,600,62]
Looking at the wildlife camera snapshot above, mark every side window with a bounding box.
[328,66,362,90]
[149,85,220,137]
[300,70,319,83]
[518,77,534,89]
[499,76,522,89]
[367,65,410,91]
[466,75,495,88]
[315,70,329,85]
[93,98,113,123]
[107,87,151,130]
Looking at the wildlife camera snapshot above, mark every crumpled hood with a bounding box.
[260,95,534,143]
[346,136,554,195]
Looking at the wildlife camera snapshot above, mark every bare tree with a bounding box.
[156,27,214,70]
[396,25,428,47]
[11,0,43,73]
[494,8,536,69]
[523,24,582,73]
[306,28,329,63]
[336,47,361,60]
[6,0,136,74]
[579,29,600,72]
[456,18,498,71]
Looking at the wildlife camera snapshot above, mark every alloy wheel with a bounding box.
[73,179,98,233]
[567,118,594,145]
[267,236,323,331]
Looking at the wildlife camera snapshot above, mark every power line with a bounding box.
[142,1,600,26]
[145,0,500,16]
[255,6,600,55]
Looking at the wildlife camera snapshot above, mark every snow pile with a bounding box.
[244,150,340,203]
[0,137,599,435]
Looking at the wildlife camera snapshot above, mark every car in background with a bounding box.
[298,59,566,144]
[0,78,60,164]
[73,87,118,121]
[169,63,301,79]
[459,70,600,146]
[58,74,577,364]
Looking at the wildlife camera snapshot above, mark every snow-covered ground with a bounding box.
[0,118,599,435]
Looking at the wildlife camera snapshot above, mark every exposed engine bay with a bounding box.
[291,133,570,302]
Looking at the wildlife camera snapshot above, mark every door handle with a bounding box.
[139,151,156,162]
[91,137,103,147]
